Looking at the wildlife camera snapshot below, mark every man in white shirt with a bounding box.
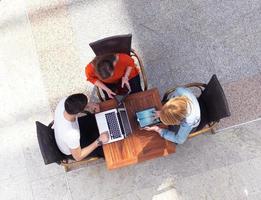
[54,93,108,161]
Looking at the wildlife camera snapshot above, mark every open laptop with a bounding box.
[95,89,132,143]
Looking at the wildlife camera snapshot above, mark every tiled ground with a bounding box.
[1,0,261,199]
[1,115,261,199]
[66,0,261,128]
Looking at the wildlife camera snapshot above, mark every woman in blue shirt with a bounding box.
[145,87,201,144]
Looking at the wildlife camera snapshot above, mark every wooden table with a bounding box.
[99,88,176,170]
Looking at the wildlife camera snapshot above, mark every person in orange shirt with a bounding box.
[85,53,142,99]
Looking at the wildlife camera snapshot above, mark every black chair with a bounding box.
[162,74,231,138]
[36,120,100,172]
[89,34,148,101]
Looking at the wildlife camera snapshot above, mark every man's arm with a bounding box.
[85,102,100,113]
[70,140,99,161]
[70,132,109,161]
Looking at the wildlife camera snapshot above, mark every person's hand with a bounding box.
[152,110,161,119]
[99,131,109,144]
[121,76,130,89]
[86,102,100,113]
[144,126,161,133]
[106,89,116,99]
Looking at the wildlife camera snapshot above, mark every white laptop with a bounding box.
[95,106,132,143]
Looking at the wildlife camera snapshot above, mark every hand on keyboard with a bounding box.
[99,131,109,144]
[152,110,161,119]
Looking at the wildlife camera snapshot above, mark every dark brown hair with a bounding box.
[92,54,116,79]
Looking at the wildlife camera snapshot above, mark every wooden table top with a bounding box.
[99,88,176,170]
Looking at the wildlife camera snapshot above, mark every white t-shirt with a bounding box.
[54,98,80,155]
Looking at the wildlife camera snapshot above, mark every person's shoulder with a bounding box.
[60,97,67,104]
[85,62,95,77]
[171,87,189,98]
[118,53,131,60]
[176,87,190,93]
[86,62,94,70]
[178,87,196,98]
[183,117,200,127]
[180,120,190,127]
[55,98,66,111]
[65,129,80,140]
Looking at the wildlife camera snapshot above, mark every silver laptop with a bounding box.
[95,105,132,143]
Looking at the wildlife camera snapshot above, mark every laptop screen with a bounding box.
[118,109,132,136]
[114,86,131,106]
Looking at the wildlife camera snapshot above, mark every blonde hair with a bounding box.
[160,96,190,125]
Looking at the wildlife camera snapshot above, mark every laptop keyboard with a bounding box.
[105,112,122,139]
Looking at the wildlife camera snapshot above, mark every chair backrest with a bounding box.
[36,121,65,165]
[89,34,132,56]
[198,74,231,127]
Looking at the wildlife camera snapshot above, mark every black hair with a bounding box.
[64,93,88,115]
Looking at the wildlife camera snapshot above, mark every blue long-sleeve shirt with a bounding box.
[159,87,201,144]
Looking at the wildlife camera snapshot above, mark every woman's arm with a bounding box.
[94,80,110,91]
[94,80,116,99]
[159,124,193,144]
[123,66,132,79]
[121,66,132,88]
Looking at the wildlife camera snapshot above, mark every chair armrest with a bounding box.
[48,120,54,128]
[162,83,207,103]
[131,48,148,91]
[60,156,101,172]
[188,121,218,138]
[184,82,207,90]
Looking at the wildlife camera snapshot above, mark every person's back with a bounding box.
[144,87,201,144]
[54,98,80,155]
[172,87,200,128]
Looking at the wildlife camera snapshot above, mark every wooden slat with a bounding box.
[99,88,176,170]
